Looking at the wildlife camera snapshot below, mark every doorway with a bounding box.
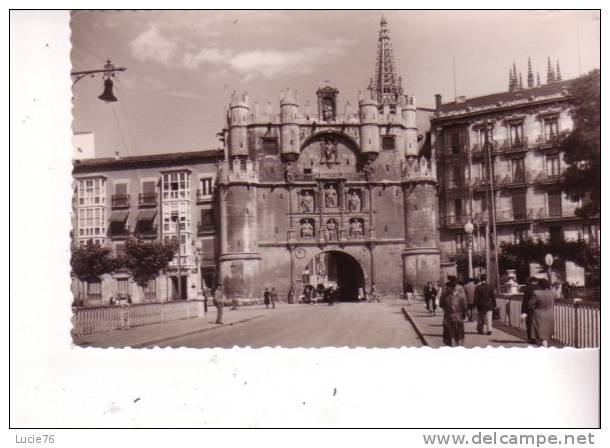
[171,275,188,300]
[302,250,365,301]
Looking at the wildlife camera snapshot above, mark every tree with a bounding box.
[560,69,600,220]
[499,236,600,284]
[71,240,120,283]
[122,238,178,287]
[71,240,121,305]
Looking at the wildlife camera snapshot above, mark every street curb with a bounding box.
[402,307,429,347]
[130,314,267,348]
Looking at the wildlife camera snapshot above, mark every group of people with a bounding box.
[428,275,497,347]
[427,274,556,347]
[300,284,339,306]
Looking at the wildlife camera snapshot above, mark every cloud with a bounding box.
[129,24,178,66]
[181,38,353,80]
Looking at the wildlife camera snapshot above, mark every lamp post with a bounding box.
[71,59,127,102]
[464,220,475,279]
[194,240,204,298]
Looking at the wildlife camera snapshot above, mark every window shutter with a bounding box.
[115,183,127,195]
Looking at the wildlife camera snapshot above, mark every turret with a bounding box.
[229,91,250,158]
[400,93,418,157]
[358,90,379,160]
[280,88,300,162]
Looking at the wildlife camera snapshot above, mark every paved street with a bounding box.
[147,301,422,348]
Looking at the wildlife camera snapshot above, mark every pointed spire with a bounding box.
[369,16,403,105]
[518,72,523,90]
[555,60,562,81]
[547,57,555,83]
[527,57,534,88]
[508,68,514,91]
[537,72,541,87]
[512,62,517,91]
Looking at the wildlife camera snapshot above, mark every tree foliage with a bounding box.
[70,240,120,283]
[500,236,600,281]
[560,69,600,219]
[122,238,178,287]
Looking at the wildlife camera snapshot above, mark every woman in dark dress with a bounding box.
[528,278,556,347]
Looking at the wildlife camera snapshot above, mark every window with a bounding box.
[140,181,157,205]
[546,154,560,178]
[112,183,129,207]
[548,191,562,217]
[86,278,102,302]
[115,242,126,257]
[143,279,156,301]
[455,232,465,251]
[454,198,463,220]
[444,128,466,155]
[511,158,525,183]
[199,178,214,197]
[511,190,527,220]
[549,226,563,242]
[78,207,106,238]
[116,278,129,296]
[448,165,461,188]
[544,119,559,142]
[200,208,215,231]
[382,136,396,150]
[78,178,105,206]
[509,123,524,147]
[162,172,190,200]
[162,202,190,233]
[164,233,189,265]
[514,228,528,243]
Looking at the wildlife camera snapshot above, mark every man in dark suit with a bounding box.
[474,274,496,335]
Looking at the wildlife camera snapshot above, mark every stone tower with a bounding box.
[218,91,261,300]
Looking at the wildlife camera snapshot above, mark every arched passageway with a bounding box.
[302,250,365,301]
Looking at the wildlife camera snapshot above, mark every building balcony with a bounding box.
[111,194,130,208]
[197,222,215,234]
[133,226,158,239]
[532,169,565,185]
[441,214,470,228]
[138,193,158,207]
[500,136,529,152]
[196,189,214,202]
[108,228,130,239]
[535,133,566,149]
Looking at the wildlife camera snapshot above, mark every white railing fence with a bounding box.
[495,294,600,348]
[72,300,205,337]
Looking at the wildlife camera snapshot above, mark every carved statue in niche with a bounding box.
[349,219,363,237]
[322,98,334,122]
[324,184,338,208]
[301,219,314,238]
[363,159,376,178]
[299,190,314,213]
[419,155,429,176]
[347,189,361,212]
[321,137,338,164]
[326,219,338,241]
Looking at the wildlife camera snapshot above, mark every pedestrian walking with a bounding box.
[464,277,477,322]
[405,282,414,305]
[370,282,380,302]
[439,278,467,347]
[263,287,271,309]
[520,277,538,343]
[528,278,556,347]
[271,287,277,309]
[423,282,438,315]
[213,285,224,324]
[327,287,335,306]
[287,286,295,304]
[474,274,496,335]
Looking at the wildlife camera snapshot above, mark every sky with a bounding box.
[70,10,600,158]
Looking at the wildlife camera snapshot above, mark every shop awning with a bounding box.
[109,210,129,222]
[136,209,157,222]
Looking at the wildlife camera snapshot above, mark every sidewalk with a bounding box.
[402,299,531,348]
[73,304,285,348]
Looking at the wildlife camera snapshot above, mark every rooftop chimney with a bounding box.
[435,94,442,111]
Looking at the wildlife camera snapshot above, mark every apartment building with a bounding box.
[431,79,599,285]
